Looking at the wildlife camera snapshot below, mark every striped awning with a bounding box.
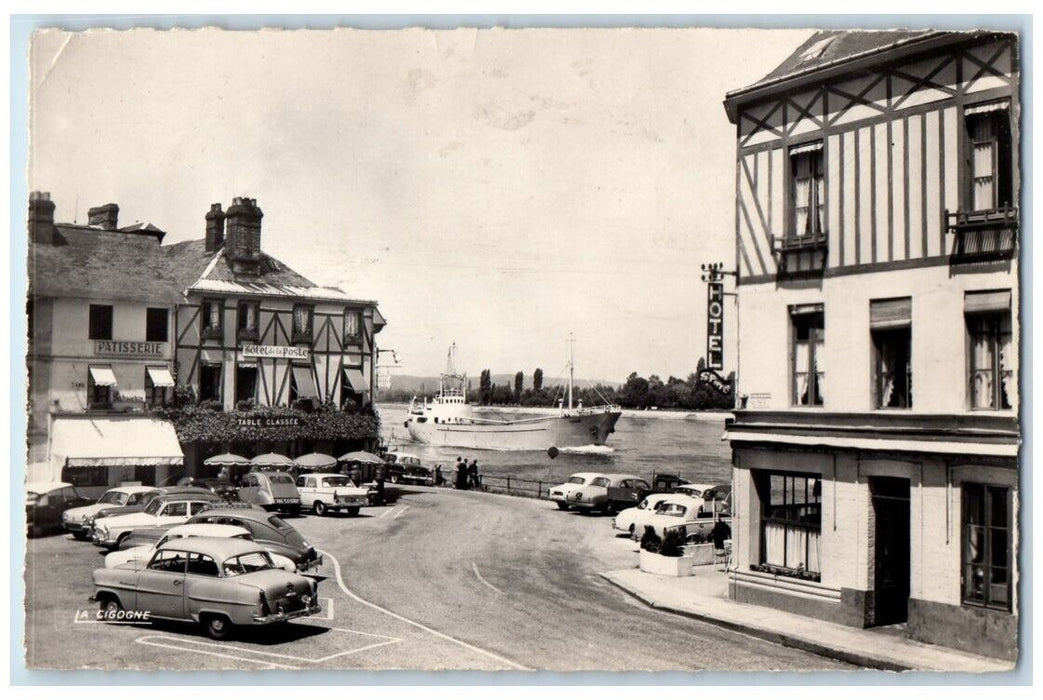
[291,365,317,398]
[50,416,184,468]
[146,366,175,387]
[790,140,823,155]
[88,366,117,387]
[343,367,367,393]
[965,99,1009,116]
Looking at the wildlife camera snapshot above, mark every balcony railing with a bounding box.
[946,206,1018,262]
[772,231,828,277]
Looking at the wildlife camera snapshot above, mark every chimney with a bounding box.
[224,196,264,273]
[28,191,57,244]
[204,203,225,253]
[88,203,119,230]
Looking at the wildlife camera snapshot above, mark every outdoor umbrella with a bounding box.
[203,453,250,467]
[337,450,384,465]
[250,452,295,469]
[294,452,338,471]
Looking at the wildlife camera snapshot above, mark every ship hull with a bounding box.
[405,410,622,451]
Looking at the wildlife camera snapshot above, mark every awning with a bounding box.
[870,298,911,329]
[724,430,1018,458]
[49,416,184,468]
[291,365,318,398]
[965,290,1011,314]
[790,303,824,316]
[965,99,1009,116]
[343,368,367,393]
[89,366,118,387]
[790,140,823,155]
[146,366,175,387]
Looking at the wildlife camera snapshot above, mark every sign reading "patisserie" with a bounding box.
[241,344,311,360]
[94,340,167,358]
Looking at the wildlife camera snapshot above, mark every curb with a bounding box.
[598,572,910,672]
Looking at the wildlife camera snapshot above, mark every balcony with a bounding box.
[946,206,1018,262]
[772,231,828,278]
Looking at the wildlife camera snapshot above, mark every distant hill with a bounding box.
[381,373,621,395]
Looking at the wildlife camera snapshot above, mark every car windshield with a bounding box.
[567,477,586,485]
[98,491,128,506]
[269,475,293,484]
[322,477,352,487]
[144,499,164,516]
[222,551,276,577]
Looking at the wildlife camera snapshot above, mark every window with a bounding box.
[237,301,260,340]
[966,291,1015,410]
[148,550,187,573]
[87,365,116,409]
[344,309,362,342]
[189,502,211,516]
[962,483,1012,611]
[186,553,219,577]
[145,366,174,407]
[292,304,314,342]
[235,364,258,404]
[199,363,222,403]
[964,101,1013,212]
[870,298,912,409]
[201,299,223,339]
[759,472,822,577]
[88,304,113,340]
[146,307,168,342]
[791,305,824,406]
[790,142,824,237]
[61,466,108,488]
[161,502,188,517]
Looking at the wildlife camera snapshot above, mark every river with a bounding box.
[375,403,732,487]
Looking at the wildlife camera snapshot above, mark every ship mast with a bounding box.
[568,332,574,411]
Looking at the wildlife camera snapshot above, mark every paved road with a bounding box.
[24,487,849,671]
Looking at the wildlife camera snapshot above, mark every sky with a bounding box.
[27,26,812,382]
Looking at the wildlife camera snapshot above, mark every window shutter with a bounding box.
[869,298,912,329]
[964,290,1011,314]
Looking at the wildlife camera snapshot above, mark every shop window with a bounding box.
[790,141,825,237]
[89,304,113,340]
[962,483,1012,611]
[146,307,168,342]
[964,101,1013,213]
[870,298,912,409]
[61,466,108,488]
[344,309,362,343]
[791,305,824,406]
[237,301,260,341]
[757,471,822,578]
[199,363,222,403]
[201,299,223,340]
[966,291,1015,410]
[292,304,314,343]
[236,364,258,404]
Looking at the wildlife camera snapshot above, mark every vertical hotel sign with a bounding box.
[706,282,724,370]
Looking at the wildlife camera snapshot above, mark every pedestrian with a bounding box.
[434,464,444,487]
[455,460,469,490]
[468,459,480,489]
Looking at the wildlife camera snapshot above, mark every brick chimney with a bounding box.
[88,203,119,230]
[204,202,225,253]
[224,196,263,273]
[28,191,58,245]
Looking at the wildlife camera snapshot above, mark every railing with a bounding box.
[772,232,828,277]
[473,474,548,500]
[946,206,1018,262]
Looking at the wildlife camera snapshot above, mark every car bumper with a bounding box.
[92,532,119,548]
[252,603,321,625]
[62,521,88,533]
[299,555,323,571]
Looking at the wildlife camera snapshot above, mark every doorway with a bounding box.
[871,476,911,625]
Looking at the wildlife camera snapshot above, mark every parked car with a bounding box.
[106,523,255,569]
[26,482,92,537]
[86,486,216,530]
[603,475,655,513]
[91,537,322,639]
[384,453,434,485]
[631,494,729,540]
[673,482,732,516]
[296,474,369,516]
[548,472,604,511]
[569,473,645,514]
[186,505,323,571]
[612,493,677,537]
[61,485,156,540]
[237,471,301,516]
[175,477,239,502]
[92,493,223,550]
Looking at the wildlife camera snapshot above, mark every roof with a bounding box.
[156,535,268,561]
[165,523,251,538]
[106,485,157,494]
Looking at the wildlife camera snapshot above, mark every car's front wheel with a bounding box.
[203,614,231,640]
[72,530,89,541]
[555,502,570,511]
[313,501,327,516]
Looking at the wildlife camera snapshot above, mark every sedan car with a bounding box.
[61,485,156,540]
[92,493,223,549]
[569,473,644,514]
[548,472,604,511]
[26,482,92,537]
[91,537,322,639]
[85,486,217,532]
[612,493,676,537]
[630,494,730,540]
[296,474,369,516]
[186,505,323,571]
[106,523,255,569]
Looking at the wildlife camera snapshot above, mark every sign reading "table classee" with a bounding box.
[94,340,167,358]
[241,344,310,360]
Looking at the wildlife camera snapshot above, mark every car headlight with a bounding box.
[301,540,310,548]
[301,594,312,606]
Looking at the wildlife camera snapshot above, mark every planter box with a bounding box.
[639,549,696,577]
[685,542,716,566]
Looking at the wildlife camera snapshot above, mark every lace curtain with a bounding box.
[793,153,822,235]
[1000,319,1016,409]
[972,117,996,211]
[813,340,825,404]
[794,342,810,405]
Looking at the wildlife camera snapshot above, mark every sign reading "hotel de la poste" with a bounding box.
[240,344,311,360]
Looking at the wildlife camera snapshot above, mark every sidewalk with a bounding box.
[600,566,1014,673]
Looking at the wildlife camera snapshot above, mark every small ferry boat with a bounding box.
[404,341,622,451]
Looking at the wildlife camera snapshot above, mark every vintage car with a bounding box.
[568,473,646,514]
[92,493,223,550]
[91,537,322,639]
[630,494,730,540]
[295,474,369,516]
[673,482,733,516]
[174,477,239,502]
[236,471,302,516]
[106,523,255,569]
[383,453,434,485]
[186,505,323,571]
[85,486,217,532]
[612,493,676,537]
[548,472,604,511]
[26,482,93,537]
[61,485,156,540]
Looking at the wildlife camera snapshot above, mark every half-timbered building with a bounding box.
[722,30,1019,660]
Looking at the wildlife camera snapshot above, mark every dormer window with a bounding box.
[201,299,223,340]
[798,36,835,63]
[344,309,362,344]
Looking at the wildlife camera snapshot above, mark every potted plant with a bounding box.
[639,527,697,576]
